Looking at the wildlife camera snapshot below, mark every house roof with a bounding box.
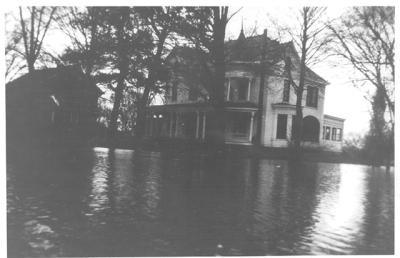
[168,32,328,86]
[6,66,103,97]
[226,34,285,62]
[226,34,328,85]
[324,114,345,122]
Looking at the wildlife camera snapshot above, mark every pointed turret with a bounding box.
[237,17,246,41]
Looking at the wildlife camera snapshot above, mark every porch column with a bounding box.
[149,112,153,136]
[226,78,231,101]
[195,111,200,139]
[174,112,179,137]
[169,111,174,137]
[202,112,206,140]
[249,112,254,142]
[247,78,251,101]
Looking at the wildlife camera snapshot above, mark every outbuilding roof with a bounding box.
[6,66,103,97]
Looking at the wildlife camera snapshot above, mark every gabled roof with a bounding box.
[168,33,328,86]
[226,34,285,62]
[6,66,103,97]
[226,35,328,85]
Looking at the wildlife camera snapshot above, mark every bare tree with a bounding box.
[16,7,57,73]
[328,7,394,127]
[274,7,330,153]
[5,13,25,82]
[329,6,394,167]
[55,7,102,75]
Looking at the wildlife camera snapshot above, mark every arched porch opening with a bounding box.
[302,115,320,142]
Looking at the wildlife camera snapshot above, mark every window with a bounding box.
[324,126,331,140]
[229,77,249,101]
[230,112,249,135]
[337,128,342,141]
[238,80,247,100]
[283,80,290,102]
[306,86,318,108]
[276,114,288,139]
[332,128,337,141]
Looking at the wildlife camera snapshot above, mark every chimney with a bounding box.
[263,29,268,37]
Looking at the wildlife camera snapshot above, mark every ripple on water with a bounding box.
[7,148,394,256]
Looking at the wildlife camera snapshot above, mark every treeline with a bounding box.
[330,7,394,167]
[6,7,235,142]
[5,6,394,166]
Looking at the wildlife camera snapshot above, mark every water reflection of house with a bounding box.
[145,28,344,151]
[6,66,102,149]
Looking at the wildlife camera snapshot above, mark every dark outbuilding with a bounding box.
[6,66,102,152]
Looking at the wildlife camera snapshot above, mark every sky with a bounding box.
[4,5,375,137]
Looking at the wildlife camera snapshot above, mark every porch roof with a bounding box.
[147,101,258,112]
[324,114,345,122]
[271,102,297,110]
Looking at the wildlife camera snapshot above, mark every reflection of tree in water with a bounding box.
[358,167,394,254]
[137,152,163,219]
[145,154,257,256]
[243,159,321,255]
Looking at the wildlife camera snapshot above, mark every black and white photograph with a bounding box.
[3,1,395,257]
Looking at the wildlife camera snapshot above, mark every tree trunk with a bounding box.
[292,10,309,156]
[108,8,129,142]
[208,7,227,146]
[134,33,166,138]
[293,60,306,154]
[27,59,35,73]
[86,7,99,75]
[108,69,126,140]
[256,30,268,145]
[135,84,152,138]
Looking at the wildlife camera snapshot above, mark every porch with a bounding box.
[145,103,257,145]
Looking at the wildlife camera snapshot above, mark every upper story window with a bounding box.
[171,83,178,102]
[227,77,249,102]
[283,80,290,103]
[306,86,318,108]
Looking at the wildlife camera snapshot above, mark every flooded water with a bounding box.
[7,147,394,256]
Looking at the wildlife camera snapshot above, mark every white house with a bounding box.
[145,28,344,152]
